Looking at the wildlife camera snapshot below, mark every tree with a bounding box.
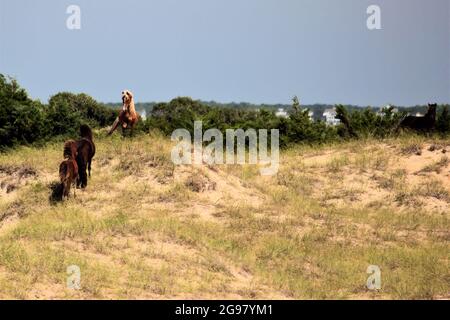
[335,105,358,138]
[437,106,450,134]
[0,75,47,147]
[48,92,116,127]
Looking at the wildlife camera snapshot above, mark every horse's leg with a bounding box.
[65,181,70,199]
[83,162,88,188]
[76,167,81,188]
[82,166,88,188]
[122,125,128,138]
[78,162,87,188]
[88,158,92,178]
[63,182,69,200]
[108,117,120,136]
[129,119,136,138]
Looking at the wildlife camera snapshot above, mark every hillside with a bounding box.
[0,133,449,299]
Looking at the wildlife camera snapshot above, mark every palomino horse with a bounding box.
[108,90,139,136]
[59,140,78,200]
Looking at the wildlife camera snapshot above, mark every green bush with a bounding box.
[436,106,450,134]
[0,75,47,147]
[0,75,116,148]
[47,92,116,129]
[335,105,408,139]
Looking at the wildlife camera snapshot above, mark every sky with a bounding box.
[0,0,449,106]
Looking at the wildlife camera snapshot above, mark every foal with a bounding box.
[59,140,78,200]
[77,125,96,189]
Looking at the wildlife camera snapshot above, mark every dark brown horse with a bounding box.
[76,125,96,189]
[59,140,78,200]
[398,103,437,132]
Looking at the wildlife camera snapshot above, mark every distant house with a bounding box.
[139,109,147,120]
[415,112,424,117]
[323,108,340,126]
[275,108,288,118]
[376,105,399,117]
[275,108,313,120]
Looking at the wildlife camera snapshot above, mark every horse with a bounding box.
[398,103,437,132]
[59,140,78,200]
[108,90,139,136]
[76,124,96,189]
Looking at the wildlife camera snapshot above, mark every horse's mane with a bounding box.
[425,104,437,118]
[63,140,77,159]
[127,99,137,116]
[80,124,93,141]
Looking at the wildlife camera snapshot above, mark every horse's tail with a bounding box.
[394,114,408,134]
[108,117,120,136]
[80,124,93,141]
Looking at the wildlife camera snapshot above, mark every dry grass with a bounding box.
[418,156,450,174]
[0,133,449,300]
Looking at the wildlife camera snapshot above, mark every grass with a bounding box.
[0,133,449,299]
[414,180,450,201]
[418,156,450,174]
[326,154,350,172]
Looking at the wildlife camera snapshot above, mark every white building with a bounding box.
[139,109,147,120]
[376,105,399,117]
[275,108,288,118]
[323,108,340,126]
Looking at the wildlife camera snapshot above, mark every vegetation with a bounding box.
[2,74,449,149]
[0,75,116,148]
[107,100,445,123]
[0,134,448,299]
[0,75,449,299]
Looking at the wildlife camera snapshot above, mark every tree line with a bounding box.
[106,99,442,122]
[1,74,449,149]
[145,96,450,146]
[0,75,116,148]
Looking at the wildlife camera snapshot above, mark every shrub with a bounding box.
[0,74,117,147]
[436,106,450,134]
[0,75,47,147]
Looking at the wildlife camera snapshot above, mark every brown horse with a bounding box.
[59,140,78,200]
[108,90,139,136]
[398,103,437,132]
[76,125,96,189]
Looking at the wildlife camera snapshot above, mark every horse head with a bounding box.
[122,90,134,112]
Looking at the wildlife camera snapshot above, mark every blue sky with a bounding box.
[0,0,449,106]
